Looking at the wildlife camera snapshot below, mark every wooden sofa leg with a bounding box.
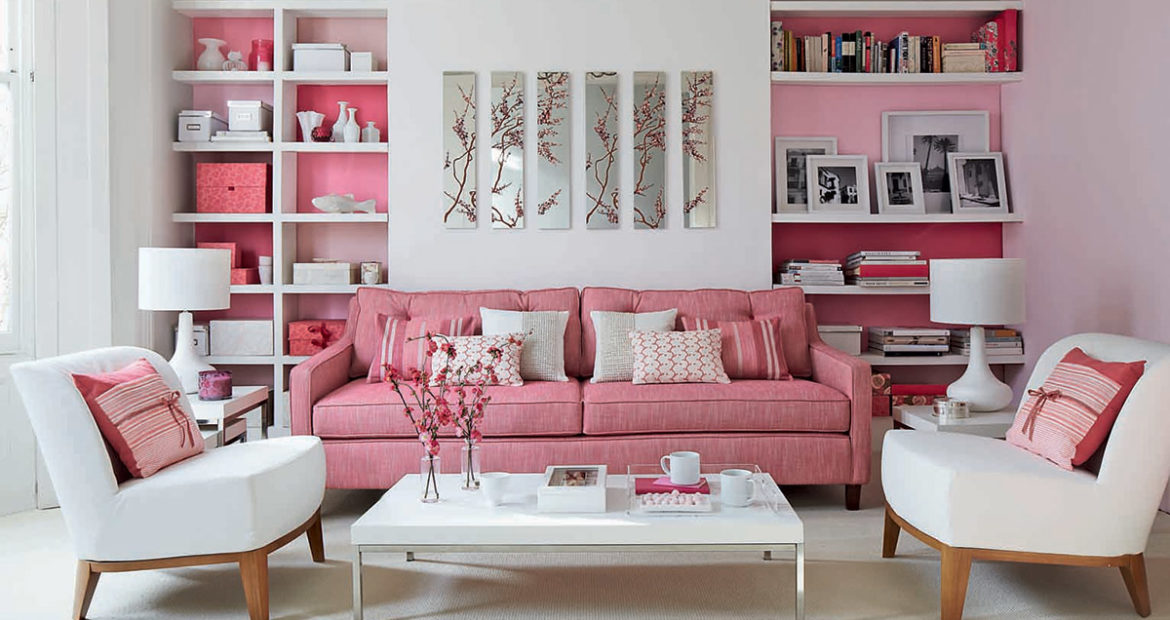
[73,561,100,620]
[882,506,900,558]
[1120,553,1152,617]
[239,550,270,620]
[845,484,861,510]
[306,511,325,563]
[940,547,973,620]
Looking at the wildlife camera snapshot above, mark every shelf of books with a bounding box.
[859,353,1025,366]
[770,72,1022,85]
[770,2,1023,19]
[862,327,1025,366]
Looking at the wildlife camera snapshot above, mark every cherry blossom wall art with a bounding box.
[633,71,667,229]
[536,71,570,229]
[443,71,477,229]
[490,71,525,229]
[585,72,620,230]
[682,70,716,229]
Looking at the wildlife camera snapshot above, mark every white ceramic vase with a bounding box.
[361,121,380,143]
[196,38,227,71]
[343,107,360,143]
[296,111,325,142]
[331,101,349,143]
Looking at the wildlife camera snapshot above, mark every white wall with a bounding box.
[387,0,772,290]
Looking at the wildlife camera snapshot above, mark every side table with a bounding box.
[190,386,271,448]
[892,404,1016,439]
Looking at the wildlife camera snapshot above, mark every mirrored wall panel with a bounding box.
[442,71,477,229]
[633,71,667,229]
[585,72,620,229]
[536,72,570,229]
[489,71,525,229]
[682,71,716,229]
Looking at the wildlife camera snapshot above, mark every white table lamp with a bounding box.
[139,248,231,393]
[930,258,1025,411]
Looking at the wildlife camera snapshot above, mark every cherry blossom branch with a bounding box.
[443,84,477,224]
[490,75,525,227]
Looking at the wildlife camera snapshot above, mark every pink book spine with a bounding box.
[1002,9,1019,71]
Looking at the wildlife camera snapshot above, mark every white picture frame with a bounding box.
[881,111,990,214]
[774,136,838,213]
[805,155,870,214]
[875,162,926,215]
[947,152,1009,214]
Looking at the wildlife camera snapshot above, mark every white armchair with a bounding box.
[881,333,1170,620]
[11,347,327,620]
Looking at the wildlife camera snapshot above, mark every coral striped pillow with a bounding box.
[630,329,730,385]
[367,315,478,383]
[681,318,791,380]
[72,358,161,482]
[1006,347,1145,470]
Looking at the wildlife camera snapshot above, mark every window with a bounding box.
[0,0,25,351]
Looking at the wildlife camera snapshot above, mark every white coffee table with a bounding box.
[892,404,1016,438]
[351,472,805,619]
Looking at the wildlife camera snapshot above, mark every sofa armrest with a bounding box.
[289,338,354,436]
[810,339,873,484]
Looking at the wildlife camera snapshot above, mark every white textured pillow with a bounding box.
[480,309,569,382]
[590,309,677,383]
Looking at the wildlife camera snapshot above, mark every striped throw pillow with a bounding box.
[1006,347,1145,469]
[89,369,202,478]
[681,317,791,380]
[367,315,478,383]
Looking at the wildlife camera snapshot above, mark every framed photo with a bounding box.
[874,162,925,215]
[774,137,838,213]
[882,111,990,213]
[947,152,1009,214]
[537,465,608,513]
[805,155,870,214]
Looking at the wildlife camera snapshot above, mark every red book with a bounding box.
[847,265,929,278]
[891,384,948,396]
[634,477,711,495]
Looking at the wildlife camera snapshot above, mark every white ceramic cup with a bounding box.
[479,472,510,506]
[720,469,756,507]
[659,451,701,486]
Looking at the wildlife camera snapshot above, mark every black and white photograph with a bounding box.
[882,111,989,213]
[774,137,838,213]
[912,134,957,194]
[805,154,870,213]
[947,152,1009,214]
[875,162,926,214]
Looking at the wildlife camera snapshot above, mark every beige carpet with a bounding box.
[2,456,1168,618]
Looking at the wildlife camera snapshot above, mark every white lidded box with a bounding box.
[174,322,210,356]
[210,320,274,356]
[292,43,350,72]
[177,110,227,142]
[226,100,273,132]
[818,325,864,356]
[292,262,358,285]
[537,465,607,513]
[349,51,375,72]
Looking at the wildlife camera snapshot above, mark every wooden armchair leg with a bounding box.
[73,561,100,620]
[1120,553,1152,617]
[239,550,270,620]
[882,506,900,558]
[306,511,325,563]
[940,548,973,620]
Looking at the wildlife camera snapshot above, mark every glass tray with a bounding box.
[625,463,783,516]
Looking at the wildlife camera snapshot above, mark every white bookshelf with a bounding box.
[172,141,274,152]
[772,212,1024,224]
[281,71,388,85]
[175,212,387,223]
[769,1,1022,18]
[281,142,388,153]
[172,71,276,84]
[770,72,1022,86]
[776,284,930,295]
[173,213,277,223]
[859,353,1025,366]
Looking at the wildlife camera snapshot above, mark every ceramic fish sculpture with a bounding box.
[311,193,375,214]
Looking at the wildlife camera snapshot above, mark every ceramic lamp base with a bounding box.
[947,326,1014,411]
[171,311,215,394]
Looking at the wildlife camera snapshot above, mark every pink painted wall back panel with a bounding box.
[194,294,273,322]
[776,16,992,47]
[294,85,387,143]
[190,18,274,71]
[295,18,388,69]
[290,295,354,323]
[293,153,388,213]
[192,85,274,121]
[194,223,273,268]
[295,223,387,266]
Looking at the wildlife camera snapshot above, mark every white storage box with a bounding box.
[818,325,864,356]
[210,320,274,356]
[537,465,607,513]
[177,110,227,142]
[292,262,358,285]
[292,43,349,72]
[349,51,375,72]
[226,100,273,133]
[174,322,210,356]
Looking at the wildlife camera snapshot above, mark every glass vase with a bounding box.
[461,444,481,490]
[420,454,441,503]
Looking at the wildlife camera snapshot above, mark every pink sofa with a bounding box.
[290,286,872,509]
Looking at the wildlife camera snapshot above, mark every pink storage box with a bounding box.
[196,163,270,213]
[230,268,259,285]
[288,319,346,356]
[197,242,239,268]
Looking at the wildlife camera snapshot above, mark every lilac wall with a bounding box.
[1002,0,1170,380]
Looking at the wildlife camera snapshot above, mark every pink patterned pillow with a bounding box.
[680,317,791,380]
[630,329,730,385]
[430,334,526,386]
[367,314,478,382]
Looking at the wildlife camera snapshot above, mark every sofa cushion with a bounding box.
[314,379,583,438]
[581,287,811,378]
[582,379,850,435]
[349,287,582,379]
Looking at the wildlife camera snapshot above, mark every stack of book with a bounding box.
[845,251,928,288]
[777,259,844,286]
[869,327,951,357]
[942,43,987,73]
[951,329,1024,357]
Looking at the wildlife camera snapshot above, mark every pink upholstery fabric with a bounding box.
[349,287,582,378]
[583,379,850,435]
[289,337,354,436]
[581,287,811,377]
[805,303,872,485]
[313,379,582,439]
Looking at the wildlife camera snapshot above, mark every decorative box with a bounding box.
[226,100,273,133]
[177,110,227,142]
[174,322,209,356]
[818,325,863,356]
[196,163,270,213]
[891,384,948,407]
[292,43,349,72]
[537,465,607,513]
[349,51,375,72]
[288,319,346,356]
[292,261,358,285]
[871,372,892,395]
[210,320,274,356]
[872,395,891,417]
[198,370,233,401]
[230,268,259,285]
[196,242,239,268]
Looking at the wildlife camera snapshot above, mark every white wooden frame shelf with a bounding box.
[174,213,387,223]
[281,142,389,153]
[770,72,1022,86]
[172,71,276,85]
[281,71,389,85]
[775,285,930,295]
[772,213,1023,224]
[173,142,275,152]
[859,353,1024,366]
[769,1,1022,18]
